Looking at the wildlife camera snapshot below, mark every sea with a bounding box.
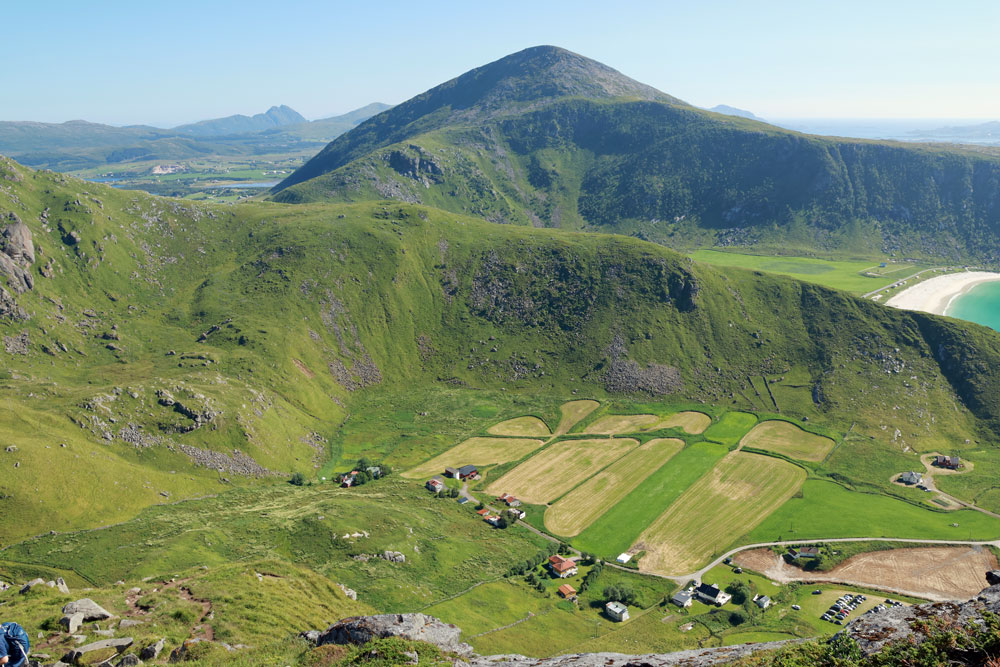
[946,281,1000,332]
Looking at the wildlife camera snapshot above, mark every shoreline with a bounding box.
[884,271,1000,315]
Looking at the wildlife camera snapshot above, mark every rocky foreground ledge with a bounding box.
[304,573,1000,667]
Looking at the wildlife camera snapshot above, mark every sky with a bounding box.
[3,0,999,126]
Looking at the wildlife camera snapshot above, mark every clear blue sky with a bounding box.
[3,0,998,126]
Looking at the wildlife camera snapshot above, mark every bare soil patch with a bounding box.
[292,358,315,378]
[734,545,998,601]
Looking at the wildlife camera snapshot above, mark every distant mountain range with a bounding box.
[0,103,392,170]
[270,45,1000,262]
[708,105,764,121]
[909,120,1000,144]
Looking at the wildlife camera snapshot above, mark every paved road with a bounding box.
[862,267,947,299]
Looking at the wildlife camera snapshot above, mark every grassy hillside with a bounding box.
[272,47,1000,262]
[4,153,1000,547]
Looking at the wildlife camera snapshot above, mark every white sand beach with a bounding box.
[884,271,1000,315]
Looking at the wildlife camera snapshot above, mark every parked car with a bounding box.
[791,605,801,610]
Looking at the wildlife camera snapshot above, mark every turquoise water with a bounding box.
[947,281,1000,332]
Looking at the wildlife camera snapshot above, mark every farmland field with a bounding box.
[544,438,685,536]
[689,250,932,294]
[555,399,600,434]
[636,452,807,575]
[741,420,836,461]
[402,437,545,479]
[488,416,552,437]
[572,441,729,558]
[653,411,712,434]
[703,411,758,446]
[486,438,639,504]
[582,413,660,434]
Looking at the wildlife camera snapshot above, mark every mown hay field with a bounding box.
[487,416,551,437]
[635,452,806,575]
[582,414,660,434]
[402,437,545,479]
[741,420,835,461]
[556,400,600,434]
[653,411,712,434]
[545,438,685,536]
[486,438,639,504]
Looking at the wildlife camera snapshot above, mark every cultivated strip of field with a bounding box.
[636,452,806,575]
[583,414,660,434]
[703,411,758,446]
[555,400,600,434]
[486,438,639,504]
[651,411,712,434]
[402,437,545,479]
[488,416,551,437]
[740,420,835,462]
[734,546,998,601]
[544,438,685,537]
[572,441,729,558]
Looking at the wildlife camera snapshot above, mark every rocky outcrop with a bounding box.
[63,598,113,621]
[839,581,1000,656]
[469,644,801,667]
[139,638,165,661]
[0,214,34,295]
[60,612,85,633]
[61,637,133,665]
[314,613,473,657]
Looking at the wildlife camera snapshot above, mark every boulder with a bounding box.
[382,551,406,563]
[299,630,321,645]
[138,639,165,661]
[60,612,85,634]
[115,655,142,667]
[20,578,45,594]
[317,613,472,656]
[63,598,113,621]
[56,577,71,594]
[118,620,144,629]
[986,570,1000,586]
[61,637,133,665]
[1,216,35,265]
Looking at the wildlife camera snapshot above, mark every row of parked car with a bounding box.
[862,598,904,616]
[821,593,867,625]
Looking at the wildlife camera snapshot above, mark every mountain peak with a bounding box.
[274,46,684,191]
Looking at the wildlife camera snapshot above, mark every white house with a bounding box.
[695,583,731,607]
[671,590,693,608]
[616,553,632,564]
[605,601,629,621]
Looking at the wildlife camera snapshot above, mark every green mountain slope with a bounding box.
[272,46,1000,262]
[3,154,1000,545]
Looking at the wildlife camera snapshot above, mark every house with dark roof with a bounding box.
[934,455,961,470]
[458,464,479,480]
[790,546,821,560]
[695,583,731,606]
[671,590,693,608]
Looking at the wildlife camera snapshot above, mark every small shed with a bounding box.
[671,590,693,608]
[558,584,577,599]
[616,553,632,564]
[754,594,771,610]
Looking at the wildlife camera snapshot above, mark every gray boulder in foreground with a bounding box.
[61,637,133,664]
[63,598,113,621]
[469,644,800,667]
[317,613,473,656]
